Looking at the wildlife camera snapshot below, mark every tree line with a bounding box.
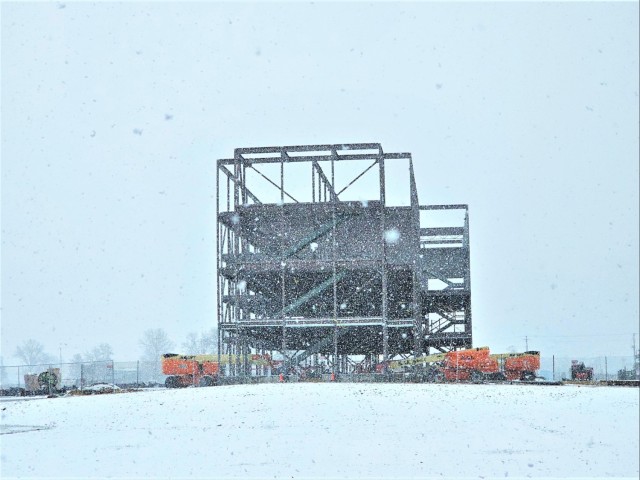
[10,328,218,366]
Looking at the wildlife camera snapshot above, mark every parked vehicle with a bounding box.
[162,354,220,388]
[161,353,274,388]
[379,347,540,382]
[570,360,594,381]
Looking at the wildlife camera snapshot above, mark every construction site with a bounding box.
[150,142,638,388]
[215,143,472,378]
[3,143,638,394]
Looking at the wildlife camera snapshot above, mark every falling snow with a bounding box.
[384,228,400,244]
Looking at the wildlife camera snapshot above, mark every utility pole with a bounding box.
[525,336,529,351]
[58,343,67,389]
[633,333,639,379]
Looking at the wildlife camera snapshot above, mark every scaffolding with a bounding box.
[216,143,471,375]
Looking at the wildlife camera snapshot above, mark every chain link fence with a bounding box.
[0,360,167,394]
[539,355,639,382]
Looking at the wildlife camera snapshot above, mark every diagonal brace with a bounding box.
[313,160,338,202]
[278,270,347,317]
[219,165,262,204]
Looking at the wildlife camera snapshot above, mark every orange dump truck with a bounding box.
[162,354,220,388]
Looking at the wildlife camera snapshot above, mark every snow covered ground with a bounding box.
[1,382,638,479]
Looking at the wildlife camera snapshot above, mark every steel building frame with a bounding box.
[216,143,471,375]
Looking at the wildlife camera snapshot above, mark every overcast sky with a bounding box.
[1,1,638,364]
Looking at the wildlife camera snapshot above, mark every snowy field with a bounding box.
[1,383,638,479]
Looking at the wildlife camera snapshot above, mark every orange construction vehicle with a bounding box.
[381,347,540,382]
[444,348,540,382]
[442,347,500,382]
[162,353,274,388]
[501,352,540,381]
[162,354,220,388]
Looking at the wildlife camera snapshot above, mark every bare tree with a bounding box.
[139,329,175,383]
[84,343,114,362]
[69,353,84,386]
[200,328,218,354]
[181,329,218,355]
[181,332,200,355]
[140,329,175,361]
[14,339,53,366]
